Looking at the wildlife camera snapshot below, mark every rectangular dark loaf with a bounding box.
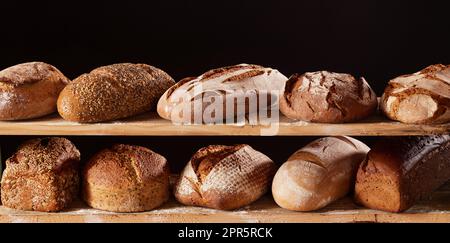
[354,135,450,212]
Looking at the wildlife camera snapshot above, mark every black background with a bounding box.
[1,0,449,95]
[0,0,449,171]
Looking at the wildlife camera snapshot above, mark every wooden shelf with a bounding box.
[0,113,447,136]
[1,182,450,223]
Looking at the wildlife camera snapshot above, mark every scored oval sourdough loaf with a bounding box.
[82,144,170,212]
[0,62,70,120]
[157,64,288,123]
[1,137,81,212]
[272,136,370,211]
[57,63,175,123]
[381,64,450,124]
[174,144,276,210]
[354,135,450,213]
[280,71,378,123]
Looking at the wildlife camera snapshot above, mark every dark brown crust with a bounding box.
[354,136,450,212]
[1,137,80,212]
[57,63,175,123]
[200,64,262,81]
[0,62,70,120]
[280,71,378,123]
[82,144,170,212]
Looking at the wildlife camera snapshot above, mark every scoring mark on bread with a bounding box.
[222,70,265,83]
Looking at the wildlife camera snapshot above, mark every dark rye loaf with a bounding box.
[355,135,450,212]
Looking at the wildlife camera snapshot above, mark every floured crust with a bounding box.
[381,64,450,124]
[57,63,175,123]
[272,136,370,211]
[82,144,170,212]
[355,135,450,212]
[1,137,81,212]
[280,71,378,123]
[0,62,70,120]
[157,64,288,123]
[174,144,276,210]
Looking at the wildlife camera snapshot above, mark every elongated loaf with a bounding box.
[272,136,370,211]
[381,64,450,124]
[157,64,288,123]
[58,63,175,123]
[0,62,70,120]
[82,144,170,212]
[280,71,377,123]
[355,136,450,212]
[174,144,276,210]
[1,137,80,212]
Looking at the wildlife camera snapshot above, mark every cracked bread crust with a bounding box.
[82,144,170,212]
[381,64,450,124]
[157,64,288,123]
[0,62,70,120]
[57,63,175,123]
[354,135,450,212]
[280,71,378,123]
[174,144,276,210]
[1,137,81,212]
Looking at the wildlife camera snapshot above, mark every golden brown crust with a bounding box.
[381,64,450,124]
[272,136,370,211]
[280,71,378,123]
[82,144,170,212]
[0,62,70,120]
[57,63,175,123]
[174,144,276,210]
[1,137,80,212]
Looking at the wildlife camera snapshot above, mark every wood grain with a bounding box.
[0,113,447,136]
[1,183,450,223]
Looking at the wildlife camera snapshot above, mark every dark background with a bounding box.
[0,0,449,95]
[0,0,448,171]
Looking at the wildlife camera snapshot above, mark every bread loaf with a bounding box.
[1,137,80,212]
[272,136,370,211]
[174,144,276,210]
[57,63,175,123]
[280,71,377,123]
[157,64,288,123]
[0,62,70,120]
[355,135,450,212]
[82,144,170,212]
[381,64,450,124]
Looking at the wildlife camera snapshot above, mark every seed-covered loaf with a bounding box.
[355,135,450,212]
[57,63,175,123]
[157,64,288,123]
[280,71,377,123]
[381,64,450,124]
[174,144,276,210]
[0,62,70,120]
[1,137,81,212]
[82,144,170,212]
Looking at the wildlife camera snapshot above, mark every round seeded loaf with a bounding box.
[1,137,81,212]
[82,144,170,212]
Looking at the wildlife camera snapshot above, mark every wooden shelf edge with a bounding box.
[2,189,450,223]
[0,113,447,136]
